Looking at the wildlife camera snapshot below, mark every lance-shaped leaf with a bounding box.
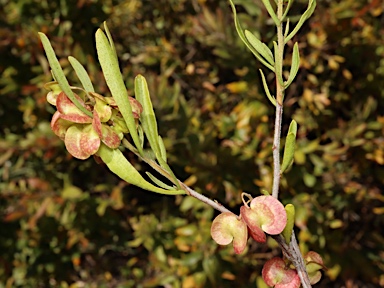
[38,33,92,118]
[145,172,177,191]
[134,75,181,188]
[281,0,294,22]
[103,22,117,61]
[259,69,276,107]
[134,75,161,157]
[158,135,167,163]
[285,43,300,88]
[285,0,317,44]
[273,42,285,88]
[228,0,274,71]
[260,0,280,27]
[244,30,274,66]
[281,120,297,173]
[281,204,295,244]
[95,28,143,155]
[96,144,185,195]
[68,56,95,93]
[284,19,291,38]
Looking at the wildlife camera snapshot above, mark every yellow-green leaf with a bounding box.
[282,204,295,244]
[228,0,274,71]
[285,42,300,88]
[68,56,95,93]
[38,32,92,117]
[244,30,274,65]
[96,144,184,195]
[285,0,317,44]
[95,28,143,154]
[281,120,297,173]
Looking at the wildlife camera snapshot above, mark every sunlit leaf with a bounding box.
[273,42,284,87]
[281,0,294,21]
[103,21,117,61]
[96,144,184,195]
[38,33,92,117]
[68,56,95,93]
[146,172,176,190]
[260,0,280,26]
[285,42,300,88]
[95,28,143,154]
[284,18,291,38]
[244,30,274,65]
[281,119,297,173]
[228,0,274,71]
[158,135,167,163]
[285,0,317,43]
[282,204,295,244]
[134,75,161,157]
[259,69,276,106]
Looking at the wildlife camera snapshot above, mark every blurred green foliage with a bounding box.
[0,0,383,287]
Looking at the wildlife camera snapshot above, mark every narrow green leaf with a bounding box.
[288,119,297,134]
[259,69,276,106]
[96,144,184,195]
[281,0,294,21]
[156,151,181,189]
[228,0,274,71]
[68,56,95,93]
[146,172,176,190]
[158,135,167,163]
[244,30,274,65]
[285,0,317,44]
[284,19,290,38]
[134,75,181,189]
[281,120,297,173]
[103,22,117,60]
[273,41,285,87]
[38,32,92,117]
[134,75,161,156]
[260,0,280,26]
[95,29,143,155]
[282,204,295,244]
[285,42,300,88]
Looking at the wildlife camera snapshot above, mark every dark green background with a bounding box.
[1,0,383,287]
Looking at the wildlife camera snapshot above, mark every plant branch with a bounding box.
[271,1,312,287]
[180,183,233,214]
[124,133,312,285]
[122,139,233,214]
[271,102,283,198]
[272,0,285,199]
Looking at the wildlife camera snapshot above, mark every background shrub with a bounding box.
[0,0,383,287]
